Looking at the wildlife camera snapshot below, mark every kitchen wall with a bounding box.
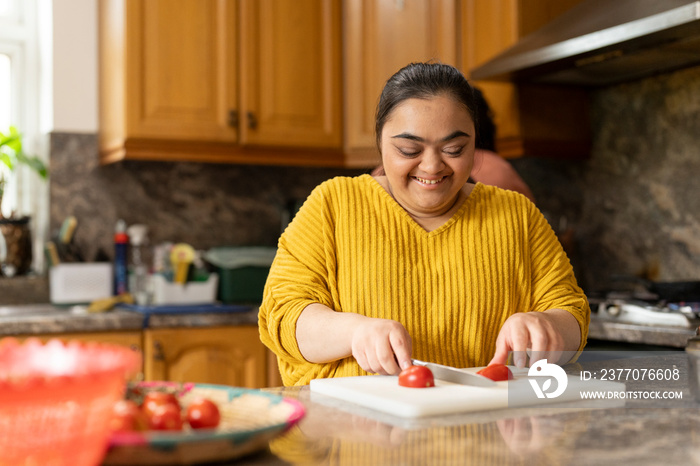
[44,0,700,296]
[49,134,365,262]
[513,64,700,292]
[49,65,700,294]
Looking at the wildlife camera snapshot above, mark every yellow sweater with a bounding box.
[259,175,589,386]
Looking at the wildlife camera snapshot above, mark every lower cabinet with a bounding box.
[17,325,283,388]
[20,330,143,351]
[143,326,272,388]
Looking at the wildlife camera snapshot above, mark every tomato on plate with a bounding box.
[141,391,181,418]
[476,363,513,381]
[398,365,435,388]
[186,397,221,429]
[110,399,148,433]
[147,403,184,431]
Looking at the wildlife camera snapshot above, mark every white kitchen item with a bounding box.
[151,273,218,305]
[49,262,113,305]
[310,367,625,418]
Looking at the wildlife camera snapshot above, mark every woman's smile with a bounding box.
[378,94,476,226]
[412,175,446,186]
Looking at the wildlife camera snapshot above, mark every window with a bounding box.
[0,0,50,272]
[0,53,10,129]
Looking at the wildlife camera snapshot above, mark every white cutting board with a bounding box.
[310,366,625,418]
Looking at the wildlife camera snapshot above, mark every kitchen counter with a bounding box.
[253,352,700,465]
[0,303,259,335]
[589,312,697,348]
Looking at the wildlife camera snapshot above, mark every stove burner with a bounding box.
[589,290,700,329]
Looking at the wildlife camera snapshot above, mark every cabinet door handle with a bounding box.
[228,110,239,128]
[247,112,258,130]
[153,340,165,362]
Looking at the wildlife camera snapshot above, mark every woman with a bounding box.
[372,86,536,203]
[259,63,589,386]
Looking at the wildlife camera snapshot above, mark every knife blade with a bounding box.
[412,359,497,387]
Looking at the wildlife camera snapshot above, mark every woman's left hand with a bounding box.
[488,309,581,368]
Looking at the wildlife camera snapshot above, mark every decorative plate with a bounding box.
[103,382,305,465]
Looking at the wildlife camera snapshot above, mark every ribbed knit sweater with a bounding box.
[259,175,589,386]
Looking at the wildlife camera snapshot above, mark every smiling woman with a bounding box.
[259,63,590,387]
[375,94,475,231]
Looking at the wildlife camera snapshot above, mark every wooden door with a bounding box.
[461,0,520,142]
[22,331,144,380]
[25,331,143,351]
[343,0,459,156]
[461,0,588,158]
[143,326,267,388]
[124,0,238,142]
[238,0,342,149]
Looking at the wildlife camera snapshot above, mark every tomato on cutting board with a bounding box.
[398,365,435,388]
[476,363,513,381]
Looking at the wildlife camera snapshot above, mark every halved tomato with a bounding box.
[476,363,513,381]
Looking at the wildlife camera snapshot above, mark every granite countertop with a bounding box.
[0,303,259,335]
[256,352,700,466]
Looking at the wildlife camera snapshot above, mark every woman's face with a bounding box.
[380,94,475,218]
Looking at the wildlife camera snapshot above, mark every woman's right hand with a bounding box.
[350,318,413,375]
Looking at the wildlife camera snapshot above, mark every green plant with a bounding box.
[0,126,49,219]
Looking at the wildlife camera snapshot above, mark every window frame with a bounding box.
[0,0,50,273]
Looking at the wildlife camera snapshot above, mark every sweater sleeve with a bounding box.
[258,181,341,386]
[526,202,590,353]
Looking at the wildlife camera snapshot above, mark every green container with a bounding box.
[204,247,277,304]
[218,265,271,304]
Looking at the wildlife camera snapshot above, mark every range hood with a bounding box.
[470,0,700,86]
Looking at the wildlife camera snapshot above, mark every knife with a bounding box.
[412,359,497,387]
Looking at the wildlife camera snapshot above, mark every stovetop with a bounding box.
[588,290,700,329]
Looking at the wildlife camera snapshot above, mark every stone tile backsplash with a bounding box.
[49,134,365,266]
[48,65,700,295]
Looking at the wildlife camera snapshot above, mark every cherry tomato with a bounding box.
[477,363,513,381]
[186,397,221,429]
[141,391,181,419]
[398,365,435,388]
[109,399,148,433]
[147,403,184,431]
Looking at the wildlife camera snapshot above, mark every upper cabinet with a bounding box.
[343,0,458,165]
[99,0,344,167]
[100,0,588,167]
[99,0,459,168]
[460,0,590,159]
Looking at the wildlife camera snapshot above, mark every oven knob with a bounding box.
[606,304,621,317]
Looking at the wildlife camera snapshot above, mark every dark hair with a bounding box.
[472,86,496,152]
[375,62,478,153]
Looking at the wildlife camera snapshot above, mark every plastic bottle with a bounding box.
[113,219,129,295]
[127,224,150,306]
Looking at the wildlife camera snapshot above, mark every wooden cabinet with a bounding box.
[99,0,343,167]
[143,325,270,388]
[460,0,590,159]
[18,331,144,380]
[19,326,280,387]
[24,330,143,350]
[343,0,459,166]
[99,0,462,169]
